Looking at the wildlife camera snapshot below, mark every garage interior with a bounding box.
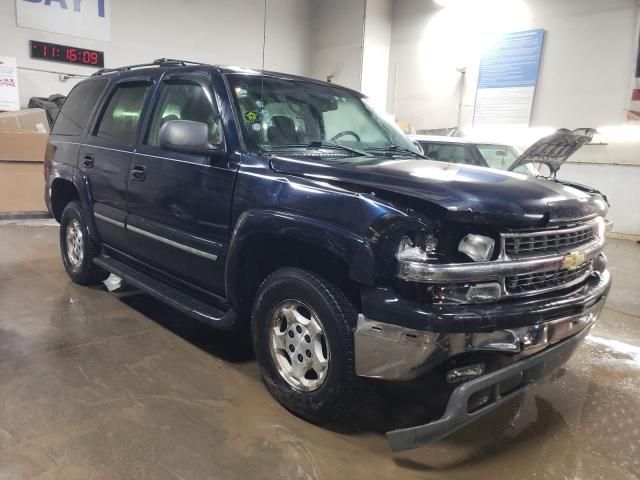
[1,0,640,478]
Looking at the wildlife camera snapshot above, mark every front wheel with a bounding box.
[60,201,109,285]
[251,267,366,424]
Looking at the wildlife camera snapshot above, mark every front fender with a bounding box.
[225,209,376,304]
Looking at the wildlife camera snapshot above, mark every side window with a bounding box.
[95,83,150,146]
[51,79,107,136]
[146,81,222,147]
[422,143,473,165]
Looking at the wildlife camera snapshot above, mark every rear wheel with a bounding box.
[60,201,109,285]
[251,267,366,423]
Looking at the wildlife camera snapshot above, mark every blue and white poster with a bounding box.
[473,29,544,127]
[16,0,111,42]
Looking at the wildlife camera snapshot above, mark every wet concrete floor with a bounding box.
[0,221,639,479]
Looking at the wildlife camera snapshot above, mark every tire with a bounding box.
[251,267,366,424]
[60,201,109,285]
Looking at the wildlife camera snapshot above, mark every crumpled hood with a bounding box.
[271,156,607,227]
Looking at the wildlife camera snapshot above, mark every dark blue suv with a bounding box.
[44,59,611,451]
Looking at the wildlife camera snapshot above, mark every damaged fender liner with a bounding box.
[386,324,591,452]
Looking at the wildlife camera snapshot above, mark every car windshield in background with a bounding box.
[476,144,537,176]
[226,74,421,159]
[420,143,474,164]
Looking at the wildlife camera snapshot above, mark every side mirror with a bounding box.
[158,120,221,155]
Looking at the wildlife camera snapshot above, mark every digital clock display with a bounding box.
[30,40,104,68]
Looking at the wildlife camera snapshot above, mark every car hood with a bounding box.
[508,128,596,175]
[270,156,607,227]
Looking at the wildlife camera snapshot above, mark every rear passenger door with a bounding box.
[79,78,154,252]
[126,72,234,294]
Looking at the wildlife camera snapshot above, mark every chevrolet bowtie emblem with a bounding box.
[562,251,585,270]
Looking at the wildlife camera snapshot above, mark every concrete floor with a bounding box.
[0,221,639,480]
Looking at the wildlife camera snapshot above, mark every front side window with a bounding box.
[227,74,419,161]
[420,143,474,165]
[95,83,150,146]
[52,79,107,136]
[147,81,222,147]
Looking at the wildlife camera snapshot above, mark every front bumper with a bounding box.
[354,281,607,380]
[385,324,592,452]
[355,268,610,451]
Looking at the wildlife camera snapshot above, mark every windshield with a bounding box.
[476,144,537,176]
[226,74,420,159]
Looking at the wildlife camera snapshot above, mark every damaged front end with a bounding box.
[354,212,611,451]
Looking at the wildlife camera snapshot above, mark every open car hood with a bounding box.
[508,128,596,175]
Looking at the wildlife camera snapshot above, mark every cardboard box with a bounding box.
[0,108,49,213]
[0,108,49,133]
[0,131,49,162]
[0,162,46,212]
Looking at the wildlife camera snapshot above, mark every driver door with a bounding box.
[126,72,234,294]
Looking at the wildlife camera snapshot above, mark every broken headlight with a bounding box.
[395,232,438,262]
[458,234,495,262]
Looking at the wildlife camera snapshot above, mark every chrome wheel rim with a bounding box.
[65,219,84,268]
[268,299,330,392]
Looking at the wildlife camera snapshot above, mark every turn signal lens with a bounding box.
[595,216,606,239]
[434,282,501,304]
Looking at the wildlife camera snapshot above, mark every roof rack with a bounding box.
[92,58,208,77]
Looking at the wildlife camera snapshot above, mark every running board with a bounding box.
[94,254,237,330]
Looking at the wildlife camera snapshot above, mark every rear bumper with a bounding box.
[385,324,592,452]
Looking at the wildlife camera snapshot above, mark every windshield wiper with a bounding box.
[365,144,428,159]
[268,140,371,157]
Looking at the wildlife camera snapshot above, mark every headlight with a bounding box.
[396,233,438,262]
[458,234,495,262]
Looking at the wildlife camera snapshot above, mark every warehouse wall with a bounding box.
[309,0,365,91]
[387,0,639,130]
[0,0,313,107]
[361,0,393,112]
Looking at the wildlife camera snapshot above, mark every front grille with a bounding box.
[505,261,592,295]
[502,222,598,258]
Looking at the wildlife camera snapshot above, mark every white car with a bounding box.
[409,128,610,210]
[410,128,599,177]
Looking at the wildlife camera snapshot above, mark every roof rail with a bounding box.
[91,58,208,77]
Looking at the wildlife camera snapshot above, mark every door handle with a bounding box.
[130,165,147,181]
[82,155,94,168]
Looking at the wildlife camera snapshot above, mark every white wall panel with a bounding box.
[0,0,312,106]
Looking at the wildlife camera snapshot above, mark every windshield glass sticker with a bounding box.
[245,111,259,122]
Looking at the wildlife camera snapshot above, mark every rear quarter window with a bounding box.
[51,79,108,136]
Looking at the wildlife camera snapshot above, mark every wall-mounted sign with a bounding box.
[627,29,640,122]
[473,29,544,127]
[16,0,111,42]
[30,40,104,68]
[0,56,20,111]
